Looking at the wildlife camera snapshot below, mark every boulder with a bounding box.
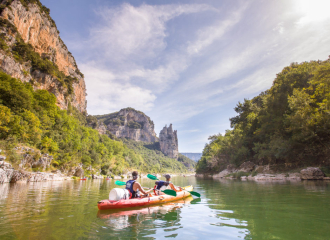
[74,167,84,177]
[226,164,237,172]
[10,170,28,183]
[0,160,12,169]
[300,167,325,180]
[0,168,14,183]
[51,170,62,175]
[213,169,235,178]
[238,161,255,172]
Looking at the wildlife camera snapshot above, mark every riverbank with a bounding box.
[195,161,330,181]
[0,159,195,184]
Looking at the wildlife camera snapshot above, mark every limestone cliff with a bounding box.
[0,0,86,112]
[95,108,158,142]
[159,124,178,159]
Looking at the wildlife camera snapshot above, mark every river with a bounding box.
[0,177,329,239]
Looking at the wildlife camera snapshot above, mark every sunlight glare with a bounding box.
[294,0,330,25]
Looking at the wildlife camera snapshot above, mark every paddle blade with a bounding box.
[189,191,201,198]
[147,174,159,180]
[162,189,177,197]
[191,198,201,204]
[115,180,126,186]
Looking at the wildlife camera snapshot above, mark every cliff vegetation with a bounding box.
[196,58,330,174]
[0,71,194,175]
[121,138,196,173]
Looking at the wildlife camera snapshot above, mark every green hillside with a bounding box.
[196,59,330,174]
[0,71,193,175]
[121,138,196,173]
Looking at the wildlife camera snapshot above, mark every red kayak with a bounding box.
[80,178,87,180]
[97,186,193,210]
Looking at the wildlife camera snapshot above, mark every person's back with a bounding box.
[154,174,181,195]
[155,180,170,190]
[126,171,149,198]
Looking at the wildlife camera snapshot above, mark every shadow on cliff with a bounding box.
[143,142,161,151]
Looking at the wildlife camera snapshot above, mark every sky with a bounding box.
[40,0,330,153]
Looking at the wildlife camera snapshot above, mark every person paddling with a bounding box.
[154,174,182,195]
[126,171,151,198]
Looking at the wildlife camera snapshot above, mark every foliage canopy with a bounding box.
[196,59,330,173]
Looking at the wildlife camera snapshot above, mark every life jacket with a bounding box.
[126,179,139,198]
[154,180,170,195]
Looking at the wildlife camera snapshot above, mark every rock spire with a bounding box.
[159,124,178,159]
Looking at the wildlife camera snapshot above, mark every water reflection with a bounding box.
[200,178,330,240]
[97,197,193,238]
[1,177,328,239]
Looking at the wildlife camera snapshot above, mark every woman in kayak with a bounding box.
[154,174,182,195]
[126,171,151,198]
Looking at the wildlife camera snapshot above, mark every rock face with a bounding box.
[238,161,256,172]
[0,0,87,112]
[0,160,14,183]
[159,124,178,159]
[300,167,325,180]
[0,160,71,183]
[95,108,157,142]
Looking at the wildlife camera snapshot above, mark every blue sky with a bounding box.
[40,0,330,152]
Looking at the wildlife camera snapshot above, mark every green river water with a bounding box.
[0,176,329,239]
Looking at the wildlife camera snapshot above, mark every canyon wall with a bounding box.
[95,108,158,142]
[0,0,86,112]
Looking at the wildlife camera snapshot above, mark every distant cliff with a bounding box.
[180,153,202,162]
[159,124,178,159]
[95,108,157,142]
[0,0,86,112]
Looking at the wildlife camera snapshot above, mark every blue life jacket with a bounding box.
[155,180,170,190]
[126,179,139,198]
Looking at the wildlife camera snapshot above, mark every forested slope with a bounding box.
[0,71,193,175]
[196,59,330,173]
[121,138,196,173]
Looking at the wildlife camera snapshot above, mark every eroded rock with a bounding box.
[99,108,157,142]
[300,167,325,180]
[238,161,255,172]
[0,0,87,112]
[159,124,178,159]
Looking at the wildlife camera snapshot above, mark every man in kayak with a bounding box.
[154,174,182,195]
[126,171,150,198]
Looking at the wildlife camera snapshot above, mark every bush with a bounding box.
[228,171,250,179]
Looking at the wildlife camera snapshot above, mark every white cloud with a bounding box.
[293,0,330,26]
[81,64,156,114]
[82,3,219,114]
[90,3,214,62]
[187,5,246,55]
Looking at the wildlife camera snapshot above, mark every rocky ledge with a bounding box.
[196,162,330,181]
[0,160,72,183]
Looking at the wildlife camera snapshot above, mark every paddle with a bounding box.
[147,174,159,180]
[188,191,201,198]
[147,174,201,198]
[114,180,177,197]
[115,180,126,186]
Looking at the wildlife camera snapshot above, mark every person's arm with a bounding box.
[169,183,182,192]
[135,182,148,195]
